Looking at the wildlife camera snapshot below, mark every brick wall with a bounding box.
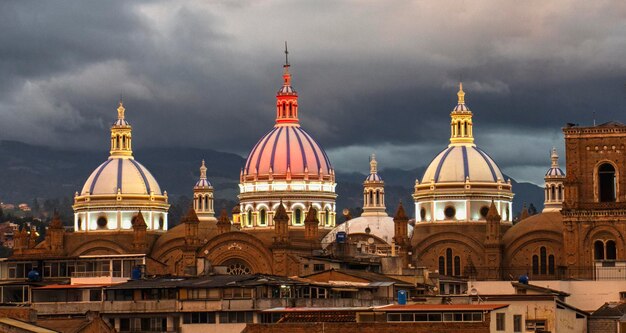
[589,318,617,333]
[0,307,36,322]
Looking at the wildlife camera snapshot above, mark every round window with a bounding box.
[444,206,456,219]
[97,217,107,229]
[420,208,427,220]
[480,206,490,218]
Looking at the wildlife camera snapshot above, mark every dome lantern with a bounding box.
[110,100,133,158]
[449,82,474,145]
[276,42,299,125]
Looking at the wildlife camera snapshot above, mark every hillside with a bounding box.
[0,140,544,221]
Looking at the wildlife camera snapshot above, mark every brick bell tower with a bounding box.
[562,122,626,278]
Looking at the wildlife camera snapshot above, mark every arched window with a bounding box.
[598,163,617,202]
[282,102,286,117]
[375,191,380,205]
[325,209,330,225]
[532,255,539,275]
[594,240,605,260]
[463,122,468,136]
[607,240,617,260]
[438,256,445,275]
[540,247,547,274]
[247,209,253,227]
[369,191,373,206]
[259,209,266,225]
[77,218,82,231]
[551,186,556,202]
[454,256,461,276]
[548,255,555,275]
[289,103,293,117]
[293,208,302,225]
[446,248,453,277]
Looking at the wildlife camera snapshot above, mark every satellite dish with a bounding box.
[367,237,375,244]
[470,288,478,295]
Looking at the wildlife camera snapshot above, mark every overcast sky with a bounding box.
[1,0,625,185]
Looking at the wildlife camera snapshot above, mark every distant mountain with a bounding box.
[0,140,544,220]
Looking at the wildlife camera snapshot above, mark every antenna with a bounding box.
[593,110,596,126]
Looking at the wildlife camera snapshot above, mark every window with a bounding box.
[219,311,254,324]
[496,313,505,331]
[598,163,617,202]
[247,210,252,226]
[438,256,445,275]
[532,255,539,274]
[444,206,456,219]
[548,255,555,275]
[446,248,453,276]
[420,208,426,220]
[96,217,107,229]
[313,264,325,272]
[479,206,489,218]
[607,240,617,260]
[223,288,253,299]
[141,317,166,332]
[514,315,522,332]
[454,256,461,276]
[89,289,101,301]
[183,312,216,324]
[259,209,266,225]
[325,209,330,225]
[526,320,546,331]
[540,247,547,274]
[293,208,302,225]
[595,240,605,260]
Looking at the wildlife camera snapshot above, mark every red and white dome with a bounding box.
[242,126,333,181]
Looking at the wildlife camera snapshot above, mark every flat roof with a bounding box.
[33,284,111,290]
[262,307,372,312]
[377,304,509,311]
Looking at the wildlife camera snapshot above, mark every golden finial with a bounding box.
[200,159,207,179]
[457,82,465,105]
[369,154,377,174]
[117,99,125,120]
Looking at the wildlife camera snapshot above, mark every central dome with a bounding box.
[81,158,162,195]
[243,126,332,181]
[421,145,504,184]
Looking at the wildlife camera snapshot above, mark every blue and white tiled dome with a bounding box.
[81,158,162,195]
[421,145,504,183]
[366,173,382,182]
[545,167,565,177]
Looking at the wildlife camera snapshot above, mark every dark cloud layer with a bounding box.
[0,0,625,185]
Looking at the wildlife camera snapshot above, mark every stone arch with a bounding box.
[69,239,128,256]
[198,232,273,274]
[504,230,563,267]
[584,225,624,261]
[414,232,485,275]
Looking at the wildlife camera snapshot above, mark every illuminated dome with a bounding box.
[413,83,513,223]
[73,101,169,232]
[242,126,333,181]
[421,146,504,183]
[238,46,336,230]
[81,158,162,196]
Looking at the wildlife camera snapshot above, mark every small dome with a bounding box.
[81,158,162,195]
[278,85,296,94]
[195,179,211,187]
[502,212,562,246]
[113,118,130,126]
[243,126,332,180]
[545,167,565,177]
[421,145,504,183]
[365,173,382,182]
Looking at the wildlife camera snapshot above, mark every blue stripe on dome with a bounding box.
[253,128,277,174]
[129,159,152,193]
[434,147,454,182]
[117,159,123,192]
[89,159,113,194]
[285,127,291,170]
[246,128,276,174]
[301,128,333,170]
[298,127,322,172]
[292,127,308,171]
[473,147,498,182]
[269,127,284,171]
[461,146,469,180]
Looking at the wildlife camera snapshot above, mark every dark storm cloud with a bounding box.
[0,0,625,184]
